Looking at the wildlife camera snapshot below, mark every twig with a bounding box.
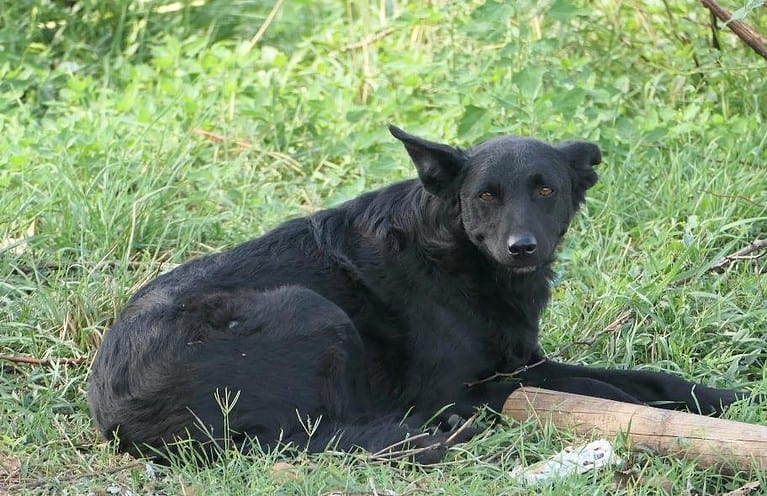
[722,481,761,496]
[368,432,431,460]
[364,430,463,464]
[707,238,767,273]
[444,413,477,444]
[464,358,546,388]
[703,189,767,209]
[245,0,286,52]
[366,425,492,465]
[322,488,427,496]
[700,0,767,61]
[8,461,144,491]
[465,311,632,388]
[0,353,88,367]
[343,27,396,51]
[661,0,703,72]
[674,238,767,285]
[546,310,632,360]
[192,128,304,172]
[368,443,440,463]
[192,128,251,151]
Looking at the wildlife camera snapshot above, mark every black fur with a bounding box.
[88,126,743,463]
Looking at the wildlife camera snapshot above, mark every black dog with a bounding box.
[88,126,742,463]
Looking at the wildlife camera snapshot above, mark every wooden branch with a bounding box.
[708,238,767,273]
[244,0,286,52]
[673,238,767,286]
[0,353,87,367]
[343,27,396,52]
[700,0,767,60]
[192,128,251,151]
[703,190,766,210]
[503,387,767,471]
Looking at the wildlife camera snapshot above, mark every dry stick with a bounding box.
[369,432,431,459]
[192,128,252,151]
[703,189,767,209]
[368,443,440,463]
[464,359,545,388]
[341,26,397,103]
[707,238,767,272]
[445,413,478,444]
[366,432,439,463]
[673,238,767,286]
[723,481,761,496]
[703,189,767,210]
[321,489,427,496]
[0,353,87,367]
[343,27,397,52]
[700,0,767,61]
[9,461,144,491]
[367,412,477,463]
[192,128,304,172]
[245,0,286,52]
[503,386,767,471]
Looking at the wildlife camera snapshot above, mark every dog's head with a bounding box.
[390,125,600,272]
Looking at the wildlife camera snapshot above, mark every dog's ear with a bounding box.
[556,141,601,207]
[389,125,466,198]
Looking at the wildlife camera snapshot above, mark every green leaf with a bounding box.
[346,109,368,123]
[728,8,746,23]
[547,0,590,22]
[511,66,546,96]
[457,105,488,137]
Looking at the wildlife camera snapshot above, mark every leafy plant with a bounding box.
[1,1,765,494]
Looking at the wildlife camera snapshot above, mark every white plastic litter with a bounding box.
[510,438,622,485]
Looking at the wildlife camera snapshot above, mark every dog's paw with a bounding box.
[410,427,481,465]
[690,385,750,416]
[410,442,448,465]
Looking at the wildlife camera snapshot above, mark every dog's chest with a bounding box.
[400,273,541,366]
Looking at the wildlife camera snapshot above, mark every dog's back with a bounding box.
[88,179,460,457]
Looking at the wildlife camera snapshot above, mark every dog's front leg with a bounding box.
[515,355,747,416]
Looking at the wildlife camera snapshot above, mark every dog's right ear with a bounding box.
[389,125,466,198]
[556,140,601,209]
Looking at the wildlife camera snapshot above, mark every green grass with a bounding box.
[1,0,766,494]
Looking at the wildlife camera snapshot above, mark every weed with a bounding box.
[1,1,765,494]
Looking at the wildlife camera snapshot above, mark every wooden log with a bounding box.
[503,386,767,471]
[700,0,767,61]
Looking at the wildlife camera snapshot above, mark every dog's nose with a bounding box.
[507,235,537,257]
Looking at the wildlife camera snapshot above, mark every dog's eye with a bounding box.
[479,192,494,202]
[538,187,554,197]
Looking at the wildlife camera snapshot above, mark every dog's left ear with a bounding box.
[389,125,466,198]
[556,141,601,207]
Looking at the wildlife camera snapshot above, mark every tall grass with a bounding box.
[1,1,765,493]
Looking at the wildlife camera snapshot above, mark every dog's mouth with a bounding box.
[472,236,546,273]
[482,246,542,273]
[508,264,539,275]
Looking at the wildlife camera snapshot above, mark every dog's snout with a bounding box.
[507,235,537,257]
